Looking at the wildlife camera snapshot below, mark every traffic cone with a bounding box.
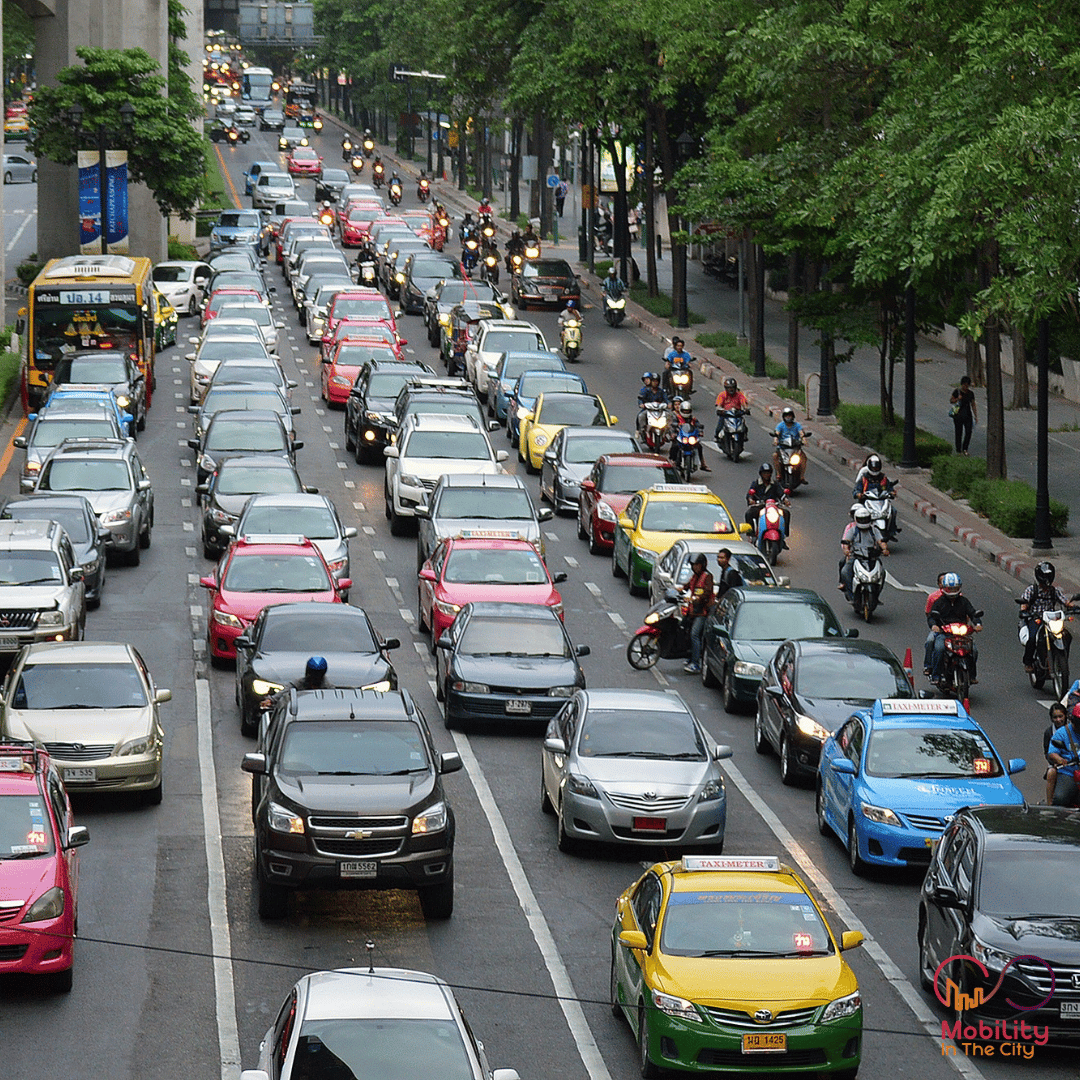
[903,647,913,688]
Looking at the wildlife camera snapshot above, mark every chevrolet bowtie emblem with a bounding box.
[346,829,370,840]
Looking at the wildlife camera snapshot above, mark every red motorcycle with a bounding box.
[932,612,983,700]
[626,590,690,669]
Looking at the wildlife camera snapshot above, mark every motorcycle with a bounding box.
[350,155,365,176]
[210,123,249,144]
[603,294,626,326]
[637,402,671,452]
[341,137,354,161]
[417,177,431,202]
[388,180,403,206]
[372,162,385,188]
[481,245,500,285]
[626,589,691,669]
[775,432,809,491]
[1017,596,1080,699]
[931,612,983,700]
[312,117,324,133]
[757,499,786,566]
[362,136,375,158]
[671,421,702,484]
[858,481,899,543]
[461,234,480,274]
[479,216,497,244]
[317,202,336,229]
[716,409,748,462]
[848,541,886,622]
[560,318,582,362]
[507,250,525,275]
[357,255,377,287]
[665,361,694,398]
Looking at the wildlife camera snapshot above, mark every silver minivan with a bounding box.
[252,171,296,210]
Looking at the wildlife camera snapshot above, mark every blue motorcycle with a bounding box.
[671,421,702,483]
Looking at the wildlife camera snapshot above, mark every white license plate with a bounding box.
[340,861,377,879]
[0,637,19,650]
[1061,1002,1080,1019]
[63,767,97,782]
[505,698,532,714]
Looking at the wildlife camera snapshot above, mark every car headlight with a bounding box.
[268,801,305,834]
[37,610,64,627]
[412,801,447,834]
[251,679,284,696]
[566,773,598,798]
[652,990,702,1023]
[22,886,64,923]
[821,991,861,1023]
[548,686,574,698]
[81,558,101,575]
[698,778,725,802]
[100,508,132,525]
[795,714,831,742]
[211,610,244,629]
[118,734,156,756]
[860,801,901,827]
[434,599,462,617]
[199,454,216,473]
[25,461,40,473]
[451,681,490,693]
[326,558,347,573]
[398,473,423,489]
[209,508,233,525]
[330,375,351,387]
[596,502,617,523]
[634,546,658,565]
[733,661,766,677]
[532,432,549,448]
[972,939,1013,973]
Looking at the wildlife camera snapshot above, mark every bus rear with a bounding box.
[242,67,275,112]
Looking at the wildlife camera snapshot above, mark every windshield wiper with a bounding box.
[1,850,45,860]
[889,771,958,779]
[7,578,60,586]
[599,750,660,758]
[655,752,705,760]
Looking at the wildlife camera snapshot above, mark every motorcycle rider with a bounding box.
[670,399,709,472]
[664,336,692,363]
[604,265,626,299]
[478,195,493,218]
[522,222,540,250]
[852,454,889,500]
[506,229,525,269]
[262,655,334,710]
[682,553,715,675]
[715,377,749,444]
[637,372,668,440]
[558,298,581,330]
[1018,561,1074,673]
[388,169,403,190]
[923,572,947,677]
[773,407,808,485]
[1046,704,1080,805]
[839,504,887,599]
[745,462,788,532]
[1044,702,1069,805]
[928,573,981,685]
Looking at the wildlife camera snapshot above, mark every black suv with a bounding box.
[392,378,495,439]
[344,359,434,464]
[242,688,461,921]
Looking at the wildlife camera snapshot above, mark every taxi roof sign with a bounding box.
[651,484,710,495]
[455,529,524,541]
[875,698,964,717]
[681,855,781,873]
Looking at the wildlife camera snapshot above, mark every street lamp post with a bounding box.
[69,101,135,256]
[674,130,695,330]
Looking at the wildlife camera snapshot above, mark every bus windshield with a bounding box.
[33,305,140,367]
[242,69,274,106]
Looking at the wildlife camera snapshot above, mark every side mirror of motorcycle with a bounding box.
[663,588,680,602]
[973,609,985,621]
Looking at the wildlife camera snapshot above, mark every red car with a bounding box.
[275,217,322,263]
[418,535,566,645]
[340,204,386,246]
[200,537,349,661]
[201,287,265,328]
[322,340,402,405]
[287,146,323,177]
[399,209,435,242]
[322,292,401,354]
[321,320,403,363]
[577,452,676,553]
[0,744,89,992]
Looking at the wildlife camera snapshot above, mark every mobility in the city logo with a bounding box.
[934,953,1054,1058]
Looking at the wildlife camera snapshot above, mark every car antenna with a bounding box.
[349,704,355,719]
[366,938,375,974]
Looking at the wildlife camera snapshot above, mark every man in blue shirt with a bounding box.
[773,406,808,487]
[664,336,692,363]
[1048,705,1080,805]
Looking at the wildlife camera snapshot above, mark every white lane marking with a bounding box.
[180,459,192,468]
[196,678,242,1080]
[187,574,200,585]
[183,521,194,532]
[362,526,375,535]
[343,480,355,489]
[185,546,197,558]
[547,531,560,542]
[884,571,932,594]
[564,555,578,567]
[5,208,36,253]
[328,441,339,450]
[180,478,192,487]
[719,758,987,1080]
[336,461,348,469]
[353,502,366,512]
[373,550,386,561]
[650,668,670,687]
[398,607,414,624]
[182,498,192,509]
[322,425,333,433]
[607,612,627,630]
[386,577,399,589]
[583,582,602,597]
[452,733,614,1080]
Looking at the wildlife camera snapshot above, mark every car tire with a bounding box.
[389,505,409,537]
[418,872,454,920]
[638,1004,660,1080]
[779,734,796,786]
[612,550,625,578]
[31,169,37,184]
[541,771,554,815]
[257,868,289,920]
[816,784,831,836]
[847,816,867,876]
[49,966,74,993]
[722,667,739,714]
[753,709,770,754]
[142,776,163,806]
[556,807,579,855]
[126,541,141,567]
[3,172,10,185]
[140,520,151,549]
[701,654,719,689]
[917,917,935,992]
[609,950,623,1017]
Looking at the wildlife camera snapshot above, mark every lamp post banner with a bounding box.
[77,150,129,255]
[77,150,101,254]
[105,151,129,254]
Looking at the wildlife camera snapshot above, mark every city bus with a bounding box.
[284,82,318,126]
[19,255,158,413]
[241,66,275,112]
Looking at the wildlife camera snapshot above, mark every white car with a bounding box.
[252,171,296,210]
[153,260,212,316]
[2,152,37,184]
[464,320,549,395]
[185,331,271,404]
[383,413,507,535]
[210,299,284,354]
[233,104,257,127]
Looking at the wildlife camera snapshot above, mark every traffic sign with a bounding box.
[546,173,560,189]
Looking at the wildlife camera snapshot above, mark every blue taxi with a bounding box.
[816,699,1025,875]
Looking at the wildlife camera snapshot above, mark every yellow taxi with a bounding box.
[611,855,863,1078]
[153,289,179,350]
[612,483,745,595]
[517,390,617,473]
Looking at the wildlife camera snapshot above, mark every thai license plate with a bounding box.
[742,1032,786,1053]
[340,861,377,879]
[505,698,532,714]
[1061,1002,1080,1019]
[63,768,97,782]
[632,816,667,832]
[0,637,19,651]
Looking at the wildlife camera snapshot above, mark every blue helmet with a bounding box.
[565,299,576,309]
[306,656,328,678]
[941,573,961,595]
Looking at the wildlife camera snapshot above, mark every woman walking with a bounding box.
[950,375,977,454]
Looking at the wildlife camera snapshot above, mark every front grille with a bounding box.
[457,696,562,719]
[0,611,37,630]
[418,478,438,491]
[606,792,690,814]
[313,837,403,858]
[0,944,29,961]
[903,813,945,831]
[703,1006,819,1030]
[611,825,685,841]
[697,1048,827,1068]
[43,742,113,761]
[897,846,933,865]
[308,815,408,830]
[0,907,23,924]
[1015,957,1080,997]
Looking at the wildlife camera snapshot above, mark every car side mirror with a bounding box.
[575,645,591,657]
[154,688,173,704]
[764,685,784,700]
[845,628,859,638]
[138,479,152,491]
[617,515,632,528]
[186,352,197,362]
[579,479,595,492]
[241,753,267,775]
[66,825,90,849]
[198,575,216,589]
[276,321,287,329]
[609,415,619,424]
[542,450,556,462]
[414,505,430,519]
[344,526,358,539]
[436,636,452,650]
[304,486,319,494]
[291,440,304,451]
[188,405,199,414]
[931,885,962,909]
[841,931,864,951]
[543,736,567,755]
[187,438,200,450]
[234,634,252,650]
[738,522,752,535]
[439,751,463,775]
[618,930,649,951]
[12,436,26,449]
[291,406,301,415]
[69,566,84,582]
[287,379,298,389]
[383,637,401,650]
[538,508,553,522]
[552,571,568,584]
[488,420,500,432]
[829,757,857,776]
[495,450,509,463]
[713,744,733,761]
[1007,757,1026,775]
[384,446,400,459]
[418,567,436,582]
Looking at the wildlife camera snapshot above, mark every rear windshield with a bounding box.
[30,418,118,448]
[436,487,532,520]
[240,504,337,539]
[404,431,490,460]
[205,419,286,453]
[0,795,56,857]
[215,465,300,496]
[458,617,566,657]
[218,211,261,228]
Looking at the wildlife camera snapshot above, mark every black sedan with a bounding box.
[436,602,589,730]
[511,258,580,309]
[700,587,853,713]
[188,409,302,486]
[539,426,639,514]
[399,252,460,315]
[755,637,913,785]
[344,359,434,463]
[234,601,400,736]
[314,167,350,203]
[424,279,508,348]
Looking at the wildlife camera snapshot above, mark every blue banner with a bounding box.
[77,150,129,254]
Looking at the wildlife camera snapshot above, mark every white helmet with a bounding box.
[853,506,873,528]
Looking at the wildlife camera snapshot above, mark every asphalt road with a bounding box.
[0,124,1072,1080]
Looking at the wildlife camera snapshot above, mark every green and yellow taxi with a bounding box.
[611,855,864,1078]
[152,289,179,350]
[612,484,745,595]
[517,390,617,473]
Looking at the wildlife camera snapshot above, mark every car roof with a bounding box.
[444,535,536,552]
[262,601,364,621]
[561,426,628,440]
[402,412,482,432]
[538,391,598,405]
[4,494,93,511]
[582,688,690,714]
[207,409,284,426]
[290,689,414,721]
[643,485,720,502]
[435,473,525,490]
[728,585,822,603]
[791,637,901,661]
[217,454,297,470]
[668,538,765,558]
[22,641,134,664]
[49,438,132,459]
[855,698,980,731]
[300,968,454,1022]
[665,861,807,897]
[229,536,321,557]
[0,519,59,545]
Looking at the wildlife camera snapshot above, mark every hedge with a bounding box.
[835,403,952,468]
[930,455,987,497]
[966,478,1069,538]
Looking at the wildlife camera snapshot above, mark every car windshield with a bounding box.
[502,354,563,379]
[218,212,261,228]
[524,260,571,277]
[538,397,606,427]
[405,431,490,460]
[661,891,834,957]
[731,600,834,641]
[458,616,567,657]
[332,298,392,321]
[978,849,1080,916]
[14,662,147,708]
[577,708,705,759]
[518,374,584,397]
[0,795,55,858]
[437,283,490,305]
[222,552,330,593]
[203,390,286,417]
[443,547,547,585]
[43,460,130,492]
[484,331,543,354]
[30,418,118,448]
[206,420,286,453]
[152,266,190,283]
[0,551,63,585]
[3,507,90,543]
[402,399,480,425]
[215,465,300,496]
[565,434,634,464]
[437,488,532,520]
[293,148,318,161]
[603,464,670,494]
[321,170,349,184]
[259,174,291,188]
[57,357,128,384]
[641,501,732,534]
[278,721,429,776]
[366,370,427,396]
[261,611,375,652]
[865,726,1003,779]
[797,654,910,700]
[241,505,337,539]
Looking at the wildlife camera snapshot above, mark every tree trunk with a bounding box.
[605,136,630,285]
[747,238,761,374]
[965,264,984,385]
[529,109,542,221]
[509,119,522,221]
[983,243,1006,479]
[786,250,799,389]
[1011,325,1031,410]
[655,102,685,337]
[644,106,658,297]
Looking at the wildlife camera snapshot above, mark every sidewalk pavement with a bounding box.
[332,116,1080,594]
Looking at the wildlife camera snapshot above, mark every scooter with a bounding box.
[757,499,786,566]
[859,481,899,543]
[1017,596,1079,699]
[931,612,983,701]
[775,432,809,491]
[638,402,671,452]
[560,318,582,362]
[341,137,354,161]
[417,177,431,202]
[664,361,694,398]
[507,250,525,275]
[349,155,365,176]
[603,294,626,326]
[626,589,691,669]
[362,135,375,158]
[848,542,886,622]
[671,421,701,484]
[372,162,385,188]
[461,235,480,274]
[388,180,403,206]
[716,409,748,462]
[481,246,500,285]
[524,237,541,262]
[357,254,377,287]
[317,202,336,229]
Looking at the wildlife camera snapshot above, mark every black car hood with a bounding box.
[796,696,878,731]
[975,911,1080,963]
[365,394,399,412]
[453,653,581,689]
[253,651,391,687]
[276,772,437,813]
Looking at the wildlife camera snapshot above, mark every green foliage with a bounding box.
[167,238,200,260]
[967,478,1069,538]
[16,260,41,286]
[696,331,786,380]
[930,455,988,498]
[0,350,21,407]
[628,282,705,326]
[3,3,34,94]
[835,403,951,468]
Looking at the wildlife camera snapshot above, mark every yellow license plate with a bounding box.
[742,1032,786,1054]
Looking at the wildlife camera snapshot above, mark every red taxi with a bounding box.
[321,319,404,363]
[418,534,566,645]
[322,341,402,405]
[286,146,323,177]
[199,536,349,661]
[201,287,265,329]
[0,745,89,992]
[275,218,323,263]
[578,453,676,553]
[322,292,401,354]
[339,203,387,245]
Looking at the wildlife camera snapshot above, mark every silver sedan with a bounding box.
[2,152,36,184]
[541,688,732,853]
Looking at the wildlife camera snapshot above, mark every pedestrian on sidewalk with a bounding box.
[949,375,977,454]
[555,180,568,217]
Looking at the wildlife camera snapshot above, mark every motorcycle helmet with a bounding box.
[607,266,616,276]
[690,552,707,570]
[941,572,962,595]
[782,407,795,422]
[866,454,882,477]
[642,371,657,384]
[306,656,328,680]
[853,506,873,528]
[758,462,773,476]
[724,377,738,392]
[565,299,576,309]
[679,401,694,418]
[1035,561,1056,587]
[1071,703,1080,723]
